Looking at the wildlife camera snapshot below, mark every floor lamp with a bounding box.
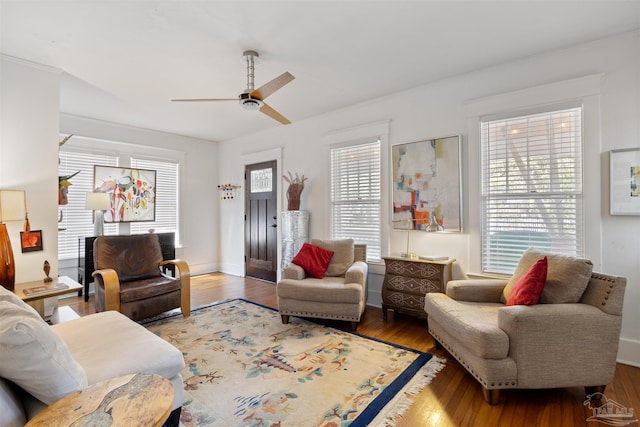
[85,192,111,236]
[0,190,26,291]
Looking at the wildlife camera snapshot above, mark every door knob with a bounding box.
[271,224,277,228]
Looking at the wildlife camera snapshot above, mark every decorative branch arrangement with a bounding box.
[282,171,307,211]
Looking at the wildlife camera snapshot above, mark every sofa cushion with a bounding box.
[52,311,184,385]
[0,285,30,307]
[0,301,88,405]
[502,248,593,304]
[311,238,354,277]
[0,378,26,427]
[291,243,334,279]
[506,256,547,306]
[277,276,362,304]
[424,293,509,359]
[119,275,181,303]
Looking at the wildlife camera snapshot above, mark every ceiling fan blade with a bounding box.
[251,72,295,100]
[171,98,238,102]
[259,102,291,125]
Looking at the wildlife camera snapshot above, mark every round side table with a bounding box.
[26,373,174,427]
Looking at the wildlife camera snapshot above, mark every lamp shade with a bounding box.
[0,190,26,222]
[85,192,111,211]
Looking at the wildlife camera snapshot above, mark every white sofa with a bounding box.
[0,286,185,426]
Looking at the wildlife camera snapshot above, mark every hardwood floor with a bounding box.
[60,272,640,427]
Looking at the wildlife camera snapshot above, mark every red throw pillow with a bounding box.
[291,243,334,279]
[506,256,548,306]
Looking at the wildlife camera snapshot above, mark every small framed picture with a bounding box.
[610,148,640,215]
[20,230,43,253]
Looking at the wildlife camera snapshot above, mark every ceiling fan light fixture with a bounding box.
[240,97,263,111]
[173,49,293,124]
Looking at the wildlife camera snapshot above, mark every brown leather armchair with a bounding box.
[92,234,190,321]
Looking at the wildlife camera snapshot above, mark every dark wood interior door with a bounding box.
[245,160,278,282]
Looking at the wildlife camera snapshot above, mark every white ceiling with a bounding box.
[2,1,639,142]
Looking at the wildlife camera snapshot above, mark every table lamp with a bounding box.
[85,192,111,236]
[393,218,417,259]
[0,189,26,290]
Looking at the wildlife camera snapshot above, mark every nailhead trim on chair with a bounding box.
[591,273,617,307]
[429,327,517,390]
[280,310,360,321]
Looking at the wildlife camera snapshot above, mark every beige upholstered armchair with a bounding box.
[92,234,190,321]
[424,248,626,404]
[277,239,368,330]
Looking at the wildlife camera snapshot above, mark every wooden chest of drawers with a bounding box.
[381,256,454,319]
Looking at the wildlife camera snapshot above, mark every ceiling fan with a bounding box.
[172,50,295,125]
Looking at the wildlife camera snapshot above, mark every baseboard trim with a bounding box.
[617,338,640,367]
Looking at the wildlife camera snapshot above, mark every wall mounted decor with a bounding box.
[20,230,43,253]
[217,184,241,200]
[610,147,640,215]
[57,134,77,206]
[58,170,80,205]
[392,135,462,231]
[93,165,156,222]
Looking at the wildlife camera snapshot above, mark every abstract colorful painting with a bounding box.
[631,166,640,197]
[93,165,156,222]
[392,135,462,231]
[610,148,640,215]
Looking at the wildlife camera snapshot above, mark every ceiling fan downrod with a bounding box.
[243,50,259,93]
[240,50,263,111]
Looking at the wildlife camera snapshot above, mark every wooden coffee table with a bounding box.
[25,373,174,427]
[14,275,82,322]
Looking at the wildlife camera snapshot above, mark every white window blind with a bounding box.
[130,157,179,242]
[481,107,583,274]
[330,139,381,262]
[58,151,118,260]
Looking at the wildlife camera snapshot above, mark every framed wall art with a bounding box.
[20,230,43,252]
[93,165,157,222]
[392,135,462,231]
[610,148,640,215]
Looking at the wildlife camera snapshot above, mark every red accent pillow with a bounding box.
[291,243,334,279]
[506,256,548,306]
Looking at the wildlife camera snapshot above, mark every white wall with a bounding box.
[59,115,219,275]
[218,31,640,365]
[1,56,61,282]
[1,54,220,282]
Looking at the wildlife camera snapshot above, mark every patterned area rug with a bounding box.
[143,299,445,426]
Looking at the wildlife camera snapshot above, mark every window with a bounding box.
[58,151,118,259]
[330,139,381,262]
[250,168,273,192]
[481,107,583,274]
[130,157,179,240]
[58,149,180,259]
